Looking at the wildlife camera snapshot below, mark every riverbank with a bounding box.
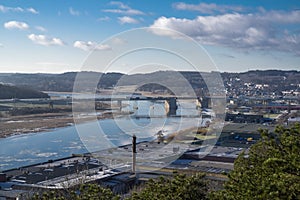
[0,96,126,138]
[0,111,116,138]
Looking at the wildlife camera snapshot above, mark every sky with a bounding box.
[0,0,300,73]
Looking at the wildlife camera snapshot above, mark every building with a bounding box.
[225,113,264,123]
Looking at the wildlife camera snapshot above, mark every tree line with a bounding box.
[0,84,49,99]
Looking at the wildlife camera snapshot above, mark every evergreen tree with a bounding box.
[127,173,208,200]
[212,124,300,200]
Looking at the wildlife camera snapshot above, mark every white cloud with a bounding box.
[256,10,300,24]
[173,2,244,14]
[103,8,143,15]
[109,1,130,9]
[118,16,139,24]
[0,43,3,47]
[35,26,47,32]
[150,10,300,55]
[0,5,38,14]
[111,37,126,45]
[4,21,29,30]
[73,41,112,51]
[69,7,80,16]
[102,1,144,15]
[27,7,38,14]
[97,16,110,22]
[28,34,64,46]
[0,5,23,12]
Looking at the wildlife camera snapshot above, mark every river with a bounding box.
[0,99,208,171]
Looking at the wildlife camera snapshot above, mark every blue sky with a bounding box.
[0,0,299,73]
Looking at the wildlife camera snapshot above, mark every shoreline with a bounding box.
[0,111,117,139]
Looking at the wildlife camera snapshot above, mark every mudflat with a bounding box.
[0,112,114,138]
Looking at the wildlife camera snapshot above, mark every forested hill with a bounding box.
[0,70,299,93]
[0,84,49,99]
[0,72,121,92]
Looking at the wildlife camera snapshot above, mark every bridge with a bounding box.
[91,96,224,116]
[253,105,300,111]
[92,96,197,116]
[0,95,222,116]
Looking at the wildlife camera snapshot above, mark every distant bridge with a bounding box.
[0,95,223,116]
[92,96,198,116]
[253,105,300,111]
[91,96,224,116]
[131,114,203,119]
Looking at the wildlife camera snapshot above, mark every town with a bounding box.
[0,70,299,199]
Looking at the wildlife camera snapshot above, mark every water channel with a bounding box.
[0,99,208,171]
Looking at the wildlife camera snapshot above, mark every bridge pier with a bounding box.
[165,97,178,116]
[196,97,211,109]
[200,97,211,109]
[117,100,122,111]
[196,98,201,110]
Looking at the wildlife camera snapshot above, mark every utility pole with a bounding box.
[132,134,137,174]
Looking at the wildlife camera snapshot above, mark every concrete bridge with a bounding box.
[93,96,221,116]
[3,95,221,117]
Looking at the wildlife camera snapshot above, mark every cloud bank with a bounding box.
[150,10,300,55]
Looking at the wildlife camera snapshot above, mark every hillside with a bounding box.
[0,70,299,95]
[0,84,49,99]
[0,72,123,92]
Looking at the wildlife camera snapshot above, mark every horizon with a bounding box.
[0,0,300,73]
[0,68,299,75]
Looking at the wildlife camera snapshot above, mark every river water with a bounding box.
[0,100,207,171]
